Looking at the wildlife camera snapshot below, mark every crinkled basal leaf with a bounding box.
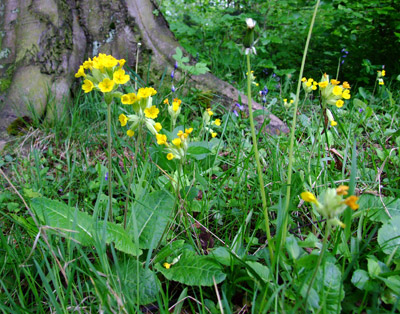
[127,191,175,250]
[31,198,141,256]
[351,269,371,291]
[360,195,400,223]
[155,250,226,286]
[378,216,400,258]
[317,262,345,314]
[113,259,159,305]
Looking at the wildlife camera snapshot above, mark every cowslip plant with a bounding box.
[301,185,359,306]
[75,53,130,222]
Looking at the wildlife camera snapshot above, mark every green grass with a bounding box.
[1,8,400,314]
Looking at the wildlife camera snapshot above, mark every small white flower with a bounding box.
[246,18,256,29]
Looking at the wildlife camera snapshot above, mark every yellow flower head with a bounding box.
[378,78,384,85]
[301,77,307,82]
[207,108,214,116]
[83,59,93,70]
[336,185,349,196]
[342,81,351,89]
[102,54,118,68]
[343,195,359,210]
[172,100,180,112]
[144,106,159,119]
[211,132,217,138]
[119,114,128,127]
[163,98,169,105]
[319,81,329,88]
[163,262,171,269]
[167,153,174,160]
[177,130,184,137]
[137,87,157,99]
[119,59,126,68]
[335,99,344,108]
[214,119,221,126]
[185,128,193,135]
[154,122,162,132]
[98,78,115,93]
[381,70,386,77]
[121,93,137,105]
[300,191,318,204]
[330,120,337,127]
[127,129,134,137]
[331,79,340,85]
[82,79,94,93]
[332,85,343,96]
[75,66,86,78]
[172,138,182,147]
[113,69,130,85]
[342,89,351,100]
[156,133,168,146]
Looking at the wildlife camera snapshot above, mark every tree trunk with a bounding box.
[0,0,288,147]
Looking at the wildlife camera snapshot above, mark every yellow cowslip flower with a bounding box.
[211,132,217,138]
[177,130,184,137]
[82,79,94,93]
[306,79,313,87]
[336,185,349,196]
[213,119,221,126]
[382,70,386,77]
[83,59,93,70]
[119,114,128,127]
[163,98,169,105]
[332,86,343,96]
[137,87,157,99]
[156,133,168,146]
[121,93,137,105]
[98,78,114,93]
[75,66,85,78]
[102,55,118,68]
[167,153,174,160]
[113,69,130,85]
[163,262,171,269]
[335,99,344,108]
[172,101,180,112]
[172,138,181,147]
[312,82,318,90]
[343,195,359,210]
[319,81,329,88]
[119,59,126,68]
[207,108,214,116]
[342,81,350,89]
[154,123,162,132]
[301,77,307,82]
[185,128,193,134]
[127,129,134,137]
[144,106,159,119]
[331,79,340,85]
[378,78,384,85]
[300,191,318,204]
[331,121,337,126]
[342,89,351,100]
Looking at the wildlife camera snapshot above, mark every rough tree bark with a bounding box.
[0,0,288,148]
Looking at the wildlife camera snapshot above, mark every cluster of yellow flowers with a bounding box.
[377,69,386,85]
[301,185,359,228]
[203,108,221,138]
[75,54,130,94]
[118,87,160,137]
[156,128,193,160]
[318,74,351,107]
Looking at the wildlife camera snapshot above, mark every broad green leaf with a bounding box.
[31,198,141,255]
[351,269,371,290]
[155,250,226,286]
[128,191,175,249]
[113,259,159,305]
[378,216,400,258]
[285,235,301,260]
[245,261,270,283]
[153,240,185,265]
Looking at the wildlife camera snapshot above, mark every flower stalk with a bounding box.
[106,100,113,222]
[246,53,274,260]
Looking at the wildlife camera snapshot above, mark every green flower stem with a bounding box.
[246,53,274,260]
[281,0,320,245]
[304,222,331,307]
[107,101,113,222]
[123,130,142,229]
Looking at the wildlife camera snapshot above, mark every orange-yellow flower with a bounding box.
[144,106,159,119]
[300,191,318,204]
[119,114,128,127]
[344,195,359,210]
[82,79,94,93]
[98,78,114,93]
[336,185,349,196]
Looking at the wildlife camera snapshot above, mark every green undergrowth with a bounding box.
[1,3,400,313]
